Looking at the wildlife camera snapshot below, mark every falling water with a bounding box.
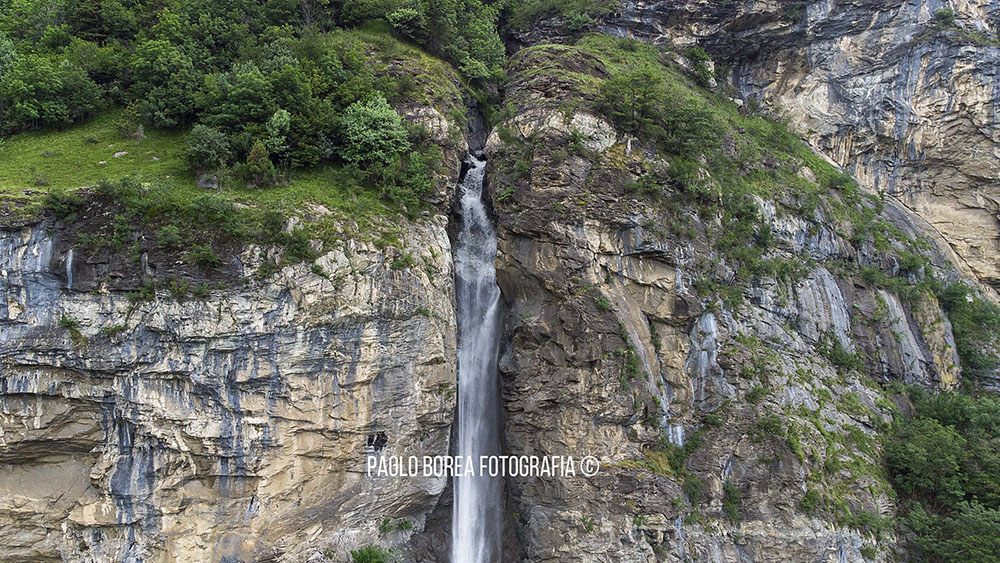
[451,156,502,563]
[65,249,73,290]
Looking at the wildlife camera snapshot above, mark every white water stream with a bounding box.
[451,156,502,563]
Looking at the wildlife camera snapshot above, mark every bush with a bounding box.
[936,283,1000,373]
[684,46,713,87]
[0,32,15,77]
[800,488,822,514]
[187,124,230,172]
[339,94,411,167]
[387,7,428,42]
[0,55,103,131]
[350,545,389,563]
[889,389,1000,561]
[597,63,666,139]
[114,104,145,143]
[239,139,277,188]
[722,481,742,522]
[129,39,199,127]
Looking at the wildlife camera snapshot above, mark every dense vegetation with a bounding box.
[0,0,504,203]
[888,388,1000,562]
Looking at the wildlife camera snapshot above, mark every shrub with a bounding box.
[114,104,145,143]
[889,389,1000,560]
[800,488,822,514]
[723,481,742,523]
[350,545,389,563]
[186,244,223,268]
[0,32,15,77]
[597,63,667,140]
[187,124,231,172]
[264,109,291,159]
[682,473,703,501]
[240,139,277,188]
[757,414,783,434]
[746,385,769,404]
[339,94,411,167]
[594,296,612,310]
[0,55,103,131]
[936,282,1000,373]
[129,39,199,127]
[684,46,713,87]
[387,7,428,42]
[43,190,84,219]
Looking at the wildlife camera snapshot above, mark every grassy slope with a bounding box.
[0,27,462,240]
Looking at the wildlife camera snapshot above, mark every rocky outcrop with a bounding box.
[0,214,457,562]
[486,42,964,562]
[513,0,1000,293]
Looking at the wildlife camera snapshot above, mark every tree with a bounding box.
[339,94,410,167]
[265,109,290,158]
[242,139,276,188]
[598,63,667,139]
[684,46,714,87]
[0,55,103,131]
[187,124,230,172]
[387,7,428,42]
[196,62,272,132]
[129,39,199,127]
[0,32,15,77]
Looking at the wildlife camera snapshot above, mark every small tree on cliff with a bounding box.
[597,63,667,140]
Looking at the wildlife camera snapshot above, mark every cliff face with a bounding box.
[486,37,962,562]
[0,215,457,561]
[515,0,1000,292]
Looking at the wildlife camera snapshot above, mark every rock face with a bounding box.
[0,217,457,562]
[485,40,964,562]
[515,0,1000,292]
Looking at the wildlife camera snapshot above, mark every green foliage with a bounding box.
[239,139,278,188]
[722,481,742,523]
[339,94,411,167]
[757,414,783,434]
[684,46,713,87]
[904,500,1000,562]
[391,253,415,270]
[819,334,862,373]
[889,389,1000,561]
[1,55,103,131]
[936,283,1000,373]
[129,39,199,128]
[187,124,230,172]
[350,545,389,563]
[186,243,223,268]
[43,189,84,220]
[934,8,957,28]
[746,385,769,404]
[800,488,822,514]
[682,473,703,501]
[0,1,459,205]
[507,0,614,29]
[597,63,667,139]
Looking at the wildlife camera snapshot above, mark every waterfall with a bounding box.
[65,249,73,290]
[451,155,503,563]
